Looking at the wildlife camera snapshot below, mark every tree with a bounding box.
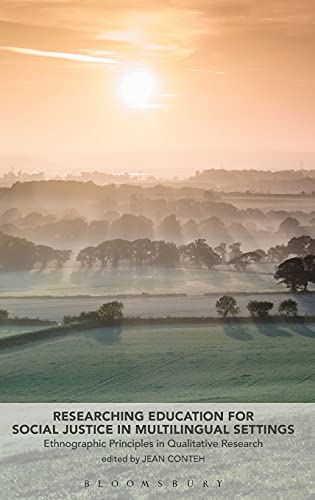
[131,239,156,266]
[155,240,179,267]
[216,296,240,318]
[35,245,55,270]
[201,246,221,270]
[199,217,229,246]
[0,309,9,320]
[303,254,315,284]
[97,301,124,322]
[35,245,71,269]
[229,251,263,271]
[158,215,183,244]
[76,246,99,267]
[278,299,298,317]
[96,239,132,267]
[111,214,153,240]
[214,243,227,263]
[109,239,132,267]
[253,248,266,260]
[95,241,113,267]
[0,231,36,271]
[54,249,72,268]
[80,311,99,321]
[192,239,221,269]
[287,236,315,257]
[274,257,308,292]
[179,239,221,269]
[63,310,98,324]
[247,300,274,319]
[229,242,242,261]
[278,217,301,237]
[267,244,288,263]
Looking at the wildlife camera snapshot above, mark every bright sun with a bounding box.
[119,70,154,108]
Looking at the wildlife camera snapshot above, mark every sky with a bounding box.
[1,0,315,176]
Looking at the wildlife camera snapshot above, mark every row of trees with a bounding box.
[63,301,124,324]
[77,239,180,268]
[228,235,315,269]
[76,238,265,270]
[0,231,71,271]
[0,229,315,293]
[216,296,299,318]
[76,235,315,272]
[3,208,315,251]
[76,238,255,269]
[62,297,301,326]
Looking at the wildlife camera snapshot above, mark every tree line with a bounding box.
[76,238,265,269]
[0,231,71,271]
[216,296,299,318]
[76,236,315,293]
[2,208,315,250]
[76,235,315,266]
[0,230,314,293]
[62,296,301,326]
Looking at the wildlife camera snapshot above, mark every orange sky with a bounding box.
[1,1,315,175]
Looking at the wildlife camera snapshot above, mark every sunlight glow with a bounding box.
[119,71,154,108]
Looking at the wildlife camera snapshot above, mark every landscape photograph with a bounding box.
[0,0,314,403]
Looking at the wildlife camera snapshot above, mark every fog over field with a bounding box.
[0,268,315,323]
[0,178,314,403]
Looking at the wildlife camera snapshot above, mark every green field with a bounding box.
[0,322,314,402]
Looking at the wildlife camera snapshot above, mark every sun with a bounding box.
[119,70,154,108]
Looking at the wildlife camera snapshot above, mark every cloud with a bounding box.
[1,1,315,66]
[1,1,315,33]
[95,8,209,62]
[0,46,117,64]
[0,2,209,59]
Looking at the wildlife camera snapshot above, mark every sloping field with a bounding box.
[1,292,315,322]
[0,322,314,402]
[0,324,52,339]
[0,265,281,297]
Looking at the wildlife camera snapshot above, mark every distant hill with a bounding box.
[185,169,315,194]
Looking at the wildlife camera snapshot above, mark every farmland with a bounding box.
[0,321,314,403]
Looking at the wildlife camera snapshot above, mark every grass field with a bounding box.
[1,292,315,322]
[0,324,52,339]
[0,322,314,403]
[0,264,280,297]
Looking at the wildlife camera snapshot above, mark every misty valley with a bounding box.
[0,177,314,403]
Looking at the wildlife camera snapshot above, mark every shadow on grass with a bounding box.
[290,323,315,339]
[294,292,315,317]
[223,324,253,341]
[256,323,292,337]
[86,325,123,345]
